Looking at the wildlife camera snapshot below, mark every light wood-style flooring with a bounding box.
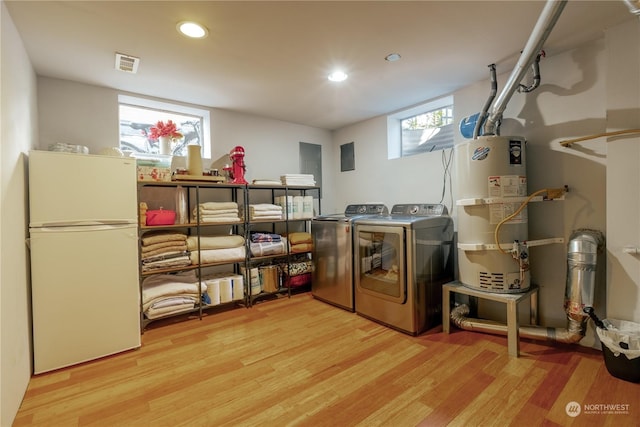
[14,293,639,427]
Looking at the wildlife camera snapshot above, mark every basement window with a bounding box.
[118,95,211,158]
[387,96,454,159]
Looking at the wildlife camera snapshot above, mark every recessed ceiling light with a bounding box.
[328,70,348,82]
[385,53,401,62]
[177,21,208,39]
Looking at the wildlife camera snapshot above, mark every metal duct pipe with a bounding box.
[450,229,605,344]
[623,0,640,15]
[482,0,567,136]
[517,51,544,93]
[473,64,497,139]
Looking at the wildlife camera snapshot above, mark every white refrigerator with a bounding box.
[28,150,141,374]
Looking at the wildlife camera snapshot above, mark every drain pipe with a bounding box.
[482,0,567,136]
[451,229,605,344]
[518,50,545,93]
[473,64,497,139]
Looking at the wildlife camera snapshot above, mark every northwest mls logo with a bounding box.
[471,146,490,161]
[565,401,631,417]
[565,401,581,417]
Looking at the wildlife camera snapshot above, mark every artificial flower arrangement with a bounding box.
[145,120,183,140]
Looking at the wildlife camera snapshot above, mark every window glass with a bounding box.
[386,95,454,159]
[401,105,454,156]
[118,95,210,158]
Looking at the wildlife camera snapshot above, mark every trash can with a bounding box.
[596,319,640,383]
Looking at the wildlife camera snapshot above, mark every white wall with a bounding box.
[605,19,640,323]
[36,78,337,214]
[0,1,39,425]
[332,30,637,345]
[332,116,453,214]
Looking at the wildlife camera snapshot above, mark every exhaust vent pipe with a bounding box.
[624,0,640,15]
[482,0,567,136]
[451,229,605,344]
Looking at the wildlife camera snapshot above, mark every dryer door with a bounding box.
[354,224,406,303]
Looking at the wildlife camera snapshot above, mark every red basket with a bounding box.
[146,209,176,226]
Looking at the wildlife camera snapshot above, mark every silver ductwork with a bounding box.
[624,0,640,15]
[517,50,545,93]
[482,0,567,136]
[473,64,497,139]
[451,229,605,344]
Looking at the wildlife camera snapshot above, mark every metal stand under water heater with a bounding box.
[455,135,531,293]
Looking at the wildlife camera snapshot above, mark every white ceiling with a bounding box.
[5,1,635,130]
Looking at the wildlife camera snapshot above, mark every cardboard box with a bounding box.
[133,154,172,182]
[137,165,171,182]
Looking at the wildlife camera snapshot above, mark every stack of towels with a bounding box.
[252,179,282,186]
[287,232,313,253]
[141,231,190,272]
[142,270,204,319]
[280,174,316,186]
[245,203,283,221]
[193,201,241,223]
[187,234,246,265]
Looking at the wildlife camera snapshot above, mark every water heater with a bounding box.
[455,135,530,293]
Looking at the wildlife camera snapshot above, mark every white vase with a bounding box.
[187,144,203,176]
[159,136,172,155]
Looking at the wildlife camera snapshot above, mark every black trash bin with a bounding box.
[596,319,640,383]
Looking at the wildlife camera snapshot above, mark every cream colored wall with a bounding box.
[605,19,640,323]
[1,1,39,425]
[332,115,453,214]
[333,30,639,345]
[36,78,337,215]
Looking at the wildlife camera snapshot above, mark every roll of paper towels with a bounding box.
[303,195,313,218]
[232,275,244,300]
[293,196,303,219]
[206,280,221,305]
[219,278,233,303]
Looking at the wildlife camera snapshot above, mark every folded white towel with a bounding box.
[249,215,283,221]
[190,247,246,264]
[197,208,239,215]
[199,201,238,210]
[252,179,282,186]
[251,210,283,217]
[199,216,242,223]
[186,235,245,250]
[249,203,283,211]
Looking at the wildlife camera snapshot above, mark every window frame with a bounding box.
[118,94,211,158]
[387,95,454,159]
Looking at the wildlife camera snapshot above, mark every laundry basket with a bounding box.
[596,319,640,383]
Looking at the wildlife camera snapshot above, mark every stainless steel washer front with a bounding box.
[311,204,387,311]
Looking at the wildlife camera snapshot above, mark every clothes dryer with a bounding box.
[353,204,454,335]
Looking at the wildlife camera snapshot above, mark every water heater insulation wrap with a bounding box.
[456,136,530,293]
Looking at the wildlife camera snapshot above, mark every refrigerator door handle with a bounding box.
[31,220,137,228]
[31,224,138,234]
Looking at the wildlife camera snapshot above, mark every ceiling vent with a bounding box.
[115,53,140,74]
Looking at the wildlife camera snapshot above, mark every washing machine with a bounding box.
[311,204,388,311]
[353,204,454,335]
